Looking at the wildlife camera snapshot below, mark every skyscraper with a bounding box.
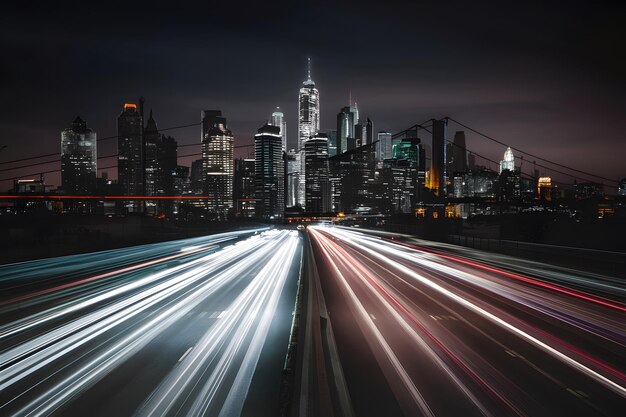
[234,158,256,218]
[298,58,320,208]
[201,110,234,220]
[336,104,358,155]
[143,110,159,214]
[329,142,377,213]
[190,159,204,195]
[499,147,515,173]
[298,58,320,151]
[271,107,287,153]
[61,117,97,195]
[376,131,393,161]
[117,103,144,211]
[327,130,337,157]
[304,133,330,213]
[365,118,373,146]
[254,123,284,219]
[285,150,300,208]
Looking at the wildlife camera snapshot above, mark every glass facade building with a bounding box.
[298,58,320,209]
[201,110,234,220]
[376,131,393,161]
[117,103,144,212]
[234,158,256,218]
[285,150,300,208]
[271,107,287,153]
[304,134,330,213]
[61,117,97,195]
[254,123,284,219]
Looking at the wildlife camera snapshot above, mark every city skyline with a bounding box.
[1,4,626,416]
[1,2,625,188]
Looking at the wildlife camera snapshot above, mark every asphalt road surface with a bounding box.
[0,228,302,417]
[308,225,626,417]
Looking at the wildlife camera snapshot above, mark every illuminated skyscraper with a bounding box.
[285,150,300,208]
[271,107,287,153]
[298,58,320,208]
[500,146,515,173]
[376,131,392,161]
[118,103,144,211]
[61,117,97,195]
[298,58,320,151]
[201,110,234,219]
[254,123,284,219]
[538,176,552,201]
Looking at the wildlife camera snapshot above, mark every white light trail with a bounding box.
[317,227,626,399]
[0,229,301,417]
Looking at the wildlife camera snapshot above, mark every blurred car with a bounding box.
[296,224,305,231]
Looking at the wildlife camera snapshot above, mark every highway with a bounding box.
[0,228,302,417]
[308,225,626,417]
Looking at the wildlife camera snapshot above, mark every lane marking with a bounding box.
[178,347,193,362]
[370,313,376,320]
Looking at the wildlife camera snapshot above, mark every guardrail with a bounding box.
[448,234,626,277]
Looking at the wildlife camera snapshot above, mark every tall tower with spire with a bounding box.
[297,57,320,208]
[298,58,320,151]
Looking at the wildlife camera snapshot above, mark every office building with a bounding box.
[285,150,300,208]
[336,104,358,154]
[499,146,515,173]
[234,158,256,217]
[329,142,377,214]
[201,110,234,219]
[271,107,287,153]
[298,58,320,208]
[359,117,373,146]
[117,103,144,206]
[254,123,284,219]
[143,110,159,214]
[327,130,337,157]
[61,117,97,195]
[497,169,521,202]
[376,131,393,161]
[190,159,204,195]
[304,133,330,213]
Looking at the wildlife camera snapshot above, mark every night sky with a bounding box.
[1,1,625,189]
